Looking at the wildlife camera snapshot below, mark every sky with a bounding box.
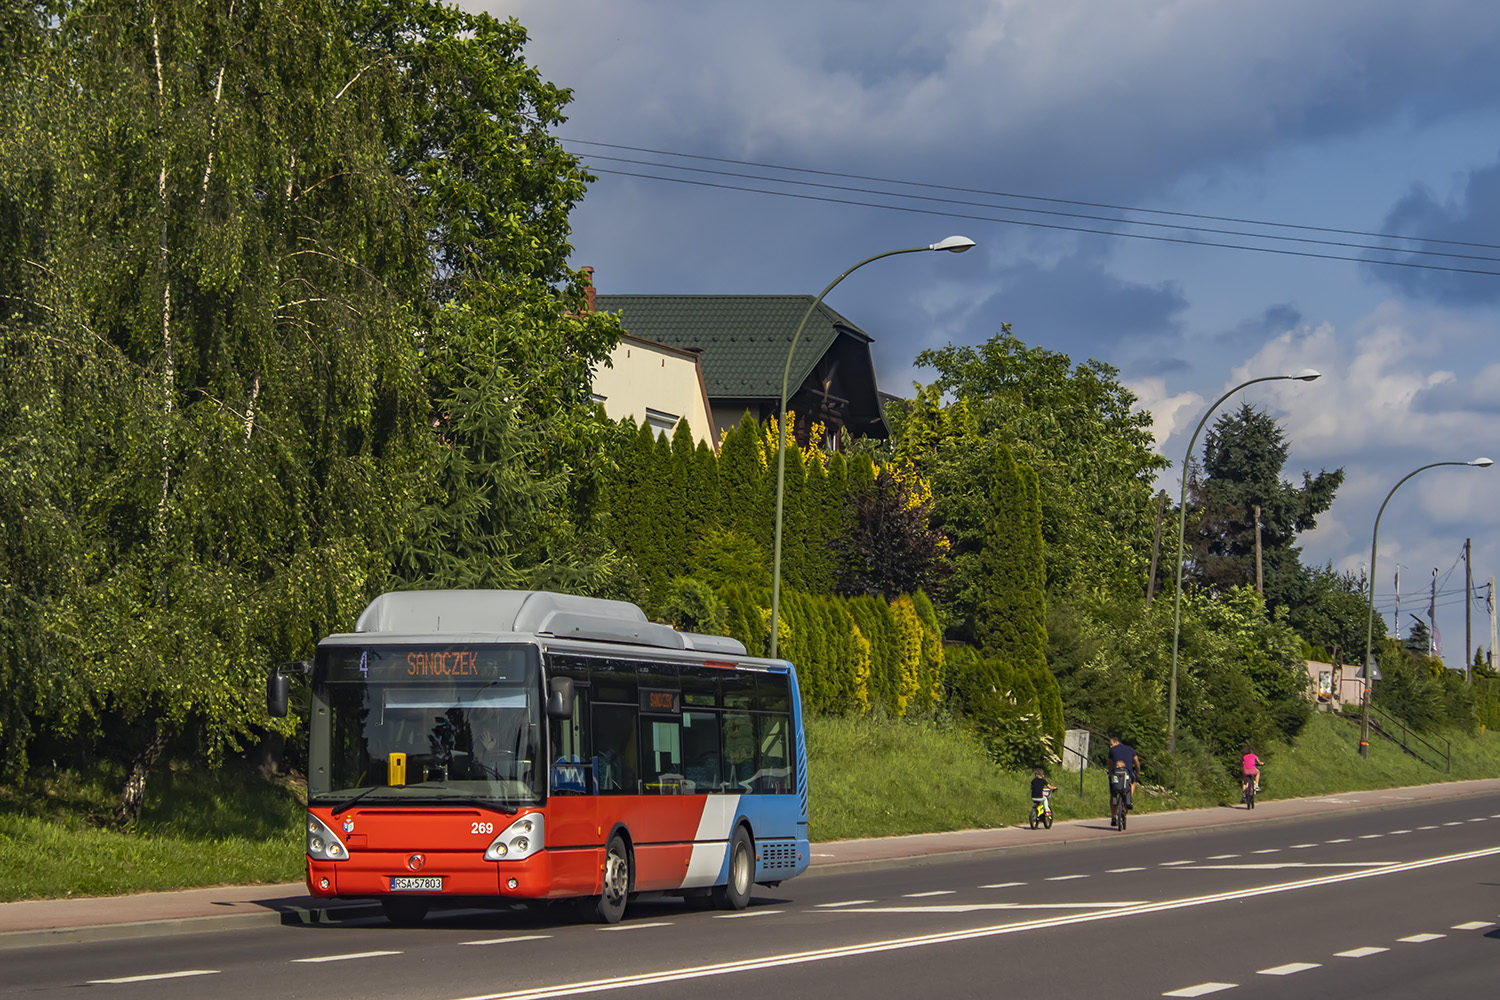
[476,0,1500,664]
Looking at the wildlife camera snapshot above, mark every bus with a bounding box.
[268,589,810,925]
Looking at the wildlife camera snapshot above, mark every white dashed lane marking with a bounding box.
[1388,830,1411,835]
[714,911,783,919]
[1045,874,1089,881]
[1417,825,1439,830]
[1397,933,1445,943]
[1207,854,1240,860]
[903,891,955,898]
[462,935,552,946]
[816,900,875,908]
[88,971,219,984]
[1358,834,1383,839]
[1290,843,1318,849]
[981,882,1025,889]
[599,922,675,931]
[1108,867,1147,873]
[292,951,402,963]
[1159,860,1195,866]
[1251,848,1281,854]
[1452,921,1495,930]
[1258,963,1320,975]
[1336,947,1388,958]
[1443,822,1463,827]
[1326,838,1351,843]
[1163,982,1237,996]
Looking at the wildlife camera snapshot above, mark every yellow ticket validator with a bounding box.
[388,752,407,786]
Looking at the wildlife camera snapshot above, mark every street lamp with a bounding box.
[1167,369,1322,752]
[1359,457,1492,756]
[769,236,976,659]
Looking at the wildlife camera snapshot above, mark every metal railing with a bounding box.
[1338,707,1451,771]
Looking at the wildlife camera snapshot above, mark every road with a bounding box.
[4,793,1499,999]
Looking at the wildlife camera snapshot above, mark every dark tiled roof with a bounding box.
[594,295,870,399]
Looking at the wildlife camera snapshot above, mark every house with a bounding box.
[591,332,717,449]
[593,292,891,448]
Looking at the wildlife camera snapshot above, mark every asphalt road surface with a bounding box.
[5,792,1499,999]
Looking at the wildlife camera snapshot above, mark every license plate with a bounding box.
[389,876,443,892]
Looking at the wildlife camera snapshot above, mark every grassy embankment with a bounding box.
[4,711,1500,902]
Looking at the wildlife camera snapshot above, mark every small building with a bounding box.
[594,292,890,448]
[590,332,717,449]
[1305,659,1365,712]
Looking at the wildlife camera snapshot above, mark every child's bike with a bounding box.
[1242,775,1258,809]
[1029,787,1053,829]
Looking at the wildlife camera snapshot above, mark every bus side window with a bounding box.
[681,711,720,793]
[756,714,791,794]
[592,703,638,794]
[722,710,755,791]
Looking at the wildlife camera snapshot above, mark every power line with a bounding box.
[565,138,1500,253]
[586,166,1500,280]
[582,152,1500,267]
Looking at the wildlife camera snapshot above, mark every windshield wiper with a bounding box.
[331,785,382,816]
[413,789,520,814]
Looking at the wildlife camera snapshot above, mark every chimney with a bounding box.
[582,266,596,313]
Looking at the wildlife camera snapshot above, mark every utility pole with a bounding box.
[1253,504,1264,596]
[1465,538,1472,682]
[1430,568,1438,659]
[1490,578,1496,672]
[1145,490,1167,608]
[1393,567,1401,639]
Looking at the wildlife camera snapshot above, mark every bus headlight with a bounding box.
[306,812,350,861]
[485,813,544,862]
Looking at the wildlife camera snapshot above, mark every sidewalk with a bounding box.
[5,777,1499,950]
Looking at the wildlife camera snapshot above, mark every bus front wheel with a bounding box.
[712,827,753,911]
[586,834,631,924]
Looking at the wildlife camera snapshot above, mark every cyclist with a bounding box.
[1030,767,1057,823]
[1241,745,1262,804]
[1106,735,1139,828]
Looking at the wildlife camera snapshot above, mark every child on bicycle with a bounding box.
[1031,768,1057,816]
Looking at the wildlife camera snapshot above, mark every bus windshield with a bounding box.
[309,643,543,807]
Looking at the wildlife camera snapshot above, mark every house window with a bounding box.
[645,408,679,435]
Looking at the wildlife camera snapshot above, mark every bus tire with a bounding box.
[588,834,631,924]
[380,897,429,926]
[712,826,753,911]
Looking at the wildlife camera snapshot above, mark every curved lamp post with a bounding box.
[1359,457,1492,756]
[769,236,976,659]
[1167,368,1322,752]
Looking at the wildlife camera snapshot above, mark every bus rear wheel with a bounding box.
[712,827,753,911]
[585,834,631,924]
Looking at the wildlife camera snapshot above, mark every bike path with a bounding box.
[4,776,1499,950]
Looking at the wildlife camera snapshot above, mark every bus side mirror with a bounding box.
[546,676,574,720]
[267,670,290,718]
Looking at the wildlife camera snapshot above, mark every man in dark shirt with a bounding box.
[1106,735,1139,828]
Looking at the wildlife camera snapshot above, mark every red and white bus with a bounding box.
[269,589,810,924]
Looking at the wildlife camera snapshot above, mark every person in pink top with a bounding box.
[1241,746,1261,803]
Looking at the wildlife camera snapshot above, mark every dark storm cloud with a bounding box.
[1373,155,1500,305]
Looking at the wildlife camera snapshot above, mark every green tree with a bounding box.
[1186,403,1344,612]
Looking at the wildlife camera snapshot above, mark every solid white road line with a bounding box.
[714,911,784,919]
[1451,921,1495,930]
[816,900,875,908]
[1335,947,1388,958]
[462,935,552,946]
[1163,983,1237,996]
[902,890,954,897]
[292,951,402,964]
[447,846,1500,1000]
[1258,963,1320,975]
[88,970,219,984]
[598,922,674,931]
[1398,933,1445,943]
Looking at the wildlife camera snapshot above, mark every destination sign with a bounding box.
[639,687,681,715]
[318,644,535,684]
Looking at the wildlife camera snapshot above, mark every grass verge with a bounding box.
[3,711,1498,901]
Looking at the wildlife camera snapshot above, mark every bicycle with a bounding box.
[1241,774,1259,809]
[1108,767,1131,831]
[1029,787,1054,830]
